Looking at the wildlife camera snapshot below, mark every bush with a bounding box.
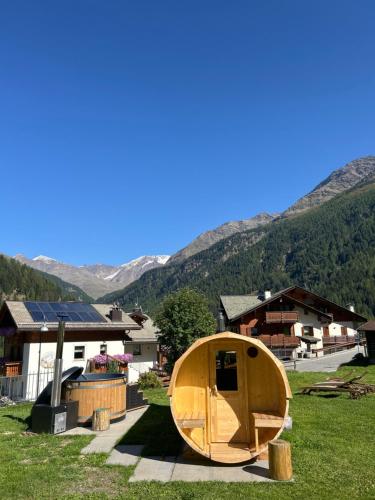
[107,360,119,373]
[138,371,162,389]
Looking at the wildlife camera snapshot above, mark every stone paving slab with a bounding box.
[171,458,273,482]
[213,460,272,482]
[60,406,149,454]
[129,456,176,482]
[81,435,118,454]
[106,445,144,466]
[129,456,274,483]
[171,458,210,481]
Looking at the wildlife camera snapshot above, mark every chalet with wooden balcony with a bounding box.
[219,286,366,358]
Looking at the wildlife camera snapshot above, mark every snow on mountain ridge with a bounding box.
[32,255,57,263]
[102,255,170,284]
[156,255,170,265]
[14,253,171,299]
[119,255,170,269]
[104,268,122,281]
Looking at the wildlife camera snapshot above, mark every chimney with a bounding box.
[347,303,355,313]
[110,306,122,322]
[217,308,226,333]
[264,290,272,300]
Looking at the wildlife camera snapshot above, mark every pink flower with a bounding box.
[92,354,108,365]
[113,353,133,363]
[91,353,133,365]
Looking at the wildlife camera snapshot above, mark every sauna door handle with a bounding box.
[212,384,218,396]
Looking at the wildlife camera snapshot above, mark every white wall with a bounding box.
[23,340,158,377]
[292,306,357,351]
[125,342,157,363]
[126,343,158,383]
[293,306,324,349]
[20,340,158,398]
[328,321,356,337]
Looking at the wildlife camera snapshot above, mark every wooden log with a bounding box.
[268,439,293,481]
[92,408,110,431]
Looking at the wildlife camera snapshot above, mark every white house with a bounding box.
[0,301,159,395]
[124,306,159,383]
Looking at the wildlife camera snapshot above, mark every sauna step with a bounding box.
[210,443,252,464]
[126,383,148,410]
[150,369,170,387]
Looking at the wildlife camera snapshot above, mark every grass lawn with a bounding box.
[0,365,374,499]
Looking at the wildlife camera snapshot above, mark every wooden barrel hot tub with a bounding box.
[168,332,292,464]
[62,373,127,425]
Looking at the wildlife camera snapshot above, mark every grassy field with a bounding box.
[0,365,374,499]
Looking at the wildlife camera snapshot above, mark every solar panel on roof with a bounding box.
[30,311,45,322]
[24,302,107,323]
[39,303,53,312]
[25,302,41,311]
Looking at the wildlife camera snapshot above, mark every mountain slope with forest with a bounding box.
[169,212,277,264]
[168,156,375,263]
[0,254,91,303]
[100,181,375,318]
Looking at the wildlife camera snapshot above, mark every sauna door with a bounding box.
[209,342,249,443]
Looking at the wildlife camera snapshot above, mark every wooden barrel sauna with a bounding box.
[168,332,292,464]
[62,373,126,425]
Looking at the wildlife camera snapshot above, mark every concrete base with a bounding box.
[129,456,176,482]
[128,456,274,483]
[106,445,144,466]
[59,406,149,454]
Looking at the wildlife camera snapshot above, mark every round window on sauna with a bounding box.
[247,346,258,358]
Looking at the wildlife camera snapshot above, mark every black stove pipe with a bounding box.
[50,319,65,408]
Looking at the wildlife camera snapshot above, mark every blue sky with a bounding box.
[1,1,374,265]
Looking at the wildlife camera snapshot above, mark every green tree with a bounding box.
[155,287,216,368]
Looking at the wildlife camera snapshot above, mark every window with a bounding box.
[215,350,238,391]
[251,327,259,336]
[133,344,142,356]
[100,343,107,355]
[303,326,313,336]
[74,346,85,360]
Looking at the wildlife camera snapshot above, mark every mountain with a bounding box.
[98,160,375,318]
[0,254,90,303]
[14,254,170,299]
[36,271,93,302]
[169,213,277,264]
[100,255,170,285]
[168,156,375,264]
[282,156,375,217]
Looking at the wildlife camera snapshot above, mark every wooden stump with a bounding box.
[268,439,293,481]
[92,408,110,431]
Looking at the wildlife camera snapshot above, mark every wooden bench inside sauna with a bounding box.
[168,332,292,464]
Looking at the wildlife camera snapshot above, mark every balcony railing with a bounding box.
[265,311,299,324]
[259,334,300,348]
[0,362,23,377]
